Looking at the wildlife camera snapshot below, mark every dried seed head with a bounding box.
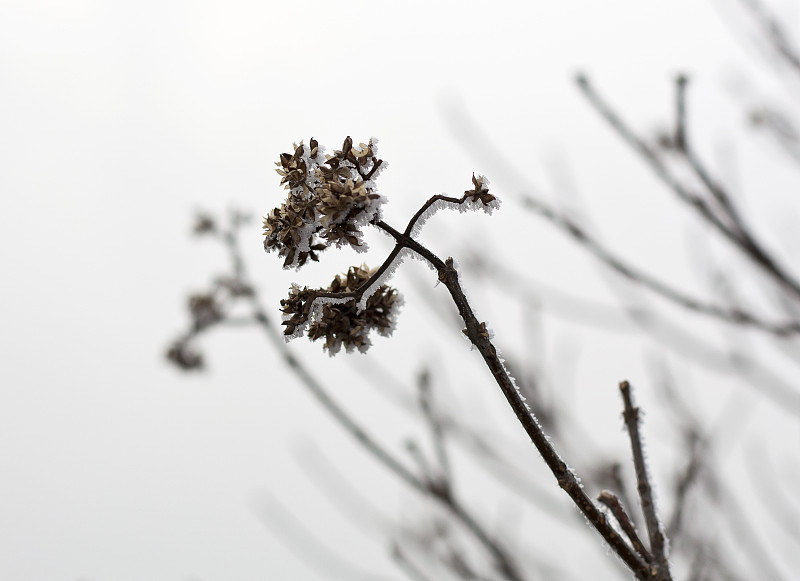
[280,265,401,355]
[464,174,496,206]
[264,137,386,269]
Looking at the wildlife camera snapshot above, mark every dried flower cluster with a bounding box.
[165,291,225,370]
[280,265,401,355]
[166,210,258,371]
[262,137,506,355]
[464,173,495,207]
[263,137,385,269]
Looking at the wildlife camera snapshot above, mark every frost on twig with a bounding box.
[407,174,499,238]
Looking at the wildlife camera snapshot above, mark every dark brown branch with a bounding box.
[598,490,652,563]
[403,193,475,237]
[374,218,653,580]
[225,215,527,581]
[255,315,523,579]
[597,462,640,535]
[172,211,528,581]
[619,381,671,580]
[440,94,800,413]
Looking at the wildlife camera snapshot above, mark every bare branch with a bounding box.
[178,210,529,581]
[618,380,671,579]
[737,0,800,77]
[374,218,653,579]
[417,369,453,494]
[519,193,800,336]
[598,490,652,563]
[577,73,800,303]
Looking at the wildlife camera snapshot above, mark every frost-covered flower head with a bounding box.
[280,265,400,355]
[263,137,385,269]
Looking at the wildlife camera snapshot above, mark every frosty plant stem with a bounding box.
[374,220,656,580]
[264,137,670,580]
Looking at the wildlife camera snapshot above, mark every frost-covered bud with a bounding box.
[275,138,325,197]
[464,174,496,207]
[263,198,326,269]
[328,264,374,292]
[325,136,381,174]
[316,178,381,249]
[280,284,318,339]
[317,179,375,227]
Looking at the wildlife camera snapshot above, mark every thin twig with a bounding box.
[666,431,704,541]
[673,77,800,302]
[597,490,652,563]
[576,74,740,238]
[418,369,453,493]
[228,216,528,581]
[674,75,688,152]
[373,217,653,579]
[577,73,800,303]
[674,77,744,233]
[737,0,800,78]
[619,381,671,580]
[520,193,800,336]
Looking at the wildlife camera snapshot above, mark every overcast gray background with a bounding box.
[2,1,799,580]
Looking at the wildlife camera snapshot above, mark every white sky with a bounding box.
[2,1,800,580]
